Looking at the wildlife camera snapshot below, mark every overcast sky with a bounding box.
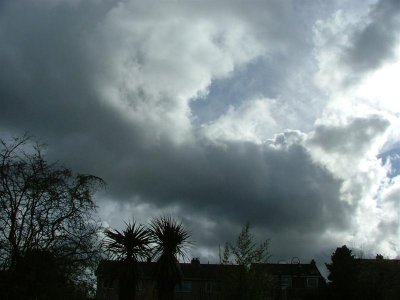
[1,0,400,265]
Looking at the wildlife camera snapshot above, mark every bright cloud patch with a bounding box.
[201,98,278,144]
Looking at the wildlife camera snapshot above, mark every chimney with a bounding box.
[191,258,200,265]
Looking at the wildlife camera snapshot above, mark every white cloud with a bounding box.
[313,10,355,93]
[92,0,266,144]
[201,98,278,144]
[354,55,400,114]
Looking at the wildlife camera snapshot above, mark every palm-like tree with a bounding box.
[150,216,191,300]
[105,221,152,300]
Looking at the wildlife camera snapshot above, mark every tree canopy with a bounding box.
[0,135,105,298]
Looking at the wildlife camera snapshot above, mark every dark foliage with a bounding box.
[326,245,357,300]
[104,221,152,300]
[0,135,105,298]
[1,249,89,300]
[150,216,191,300]
[105,221,152,262]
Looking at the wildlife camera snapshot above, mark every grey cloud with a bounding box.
[37,122,350,263]
[343,0,400,74]
[0,1,118,134]
[310,115,390,156]
[62,130,349,257]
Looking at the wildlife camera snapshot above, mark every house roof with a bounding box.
[354,258,400,275]
[251,262,323,277]
[356,258,400,265]
[96,260,239,281]
[180,263,239,280]
[97,259,323,282]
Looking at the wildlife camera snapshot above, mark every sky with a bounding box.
[1,0,400,266]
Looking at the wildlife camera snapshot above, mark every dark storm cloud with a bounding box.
[51,127,348,236]
[0,0,388,262]
[343,0,400,74]
[116,134,347,233]
[90,132,348,261]
[102,130,350,263]
[0,1,119,135]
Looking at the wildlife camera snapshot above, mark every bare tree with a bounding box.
[0,135,105,296]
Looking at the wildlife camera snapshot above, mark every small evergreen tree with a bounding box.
[326,245,357,300]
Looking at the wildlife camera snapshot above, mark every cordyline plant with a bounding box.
[104,221,152,300]
[105,222,152,262]
[150,216,191,300]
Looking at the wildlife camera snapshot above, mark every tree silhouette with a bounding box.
[150,216,190,300]
[229,222,270,268]
[7,249,88,300]
[326,245,356,300]
[105,221,152,300]
[220,222,272,300]
[0,135,104,298]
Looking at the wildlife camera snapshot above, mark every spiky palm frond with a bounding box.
[149,216,191,261]
[150,216,191,300]
[104,221,151,261]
